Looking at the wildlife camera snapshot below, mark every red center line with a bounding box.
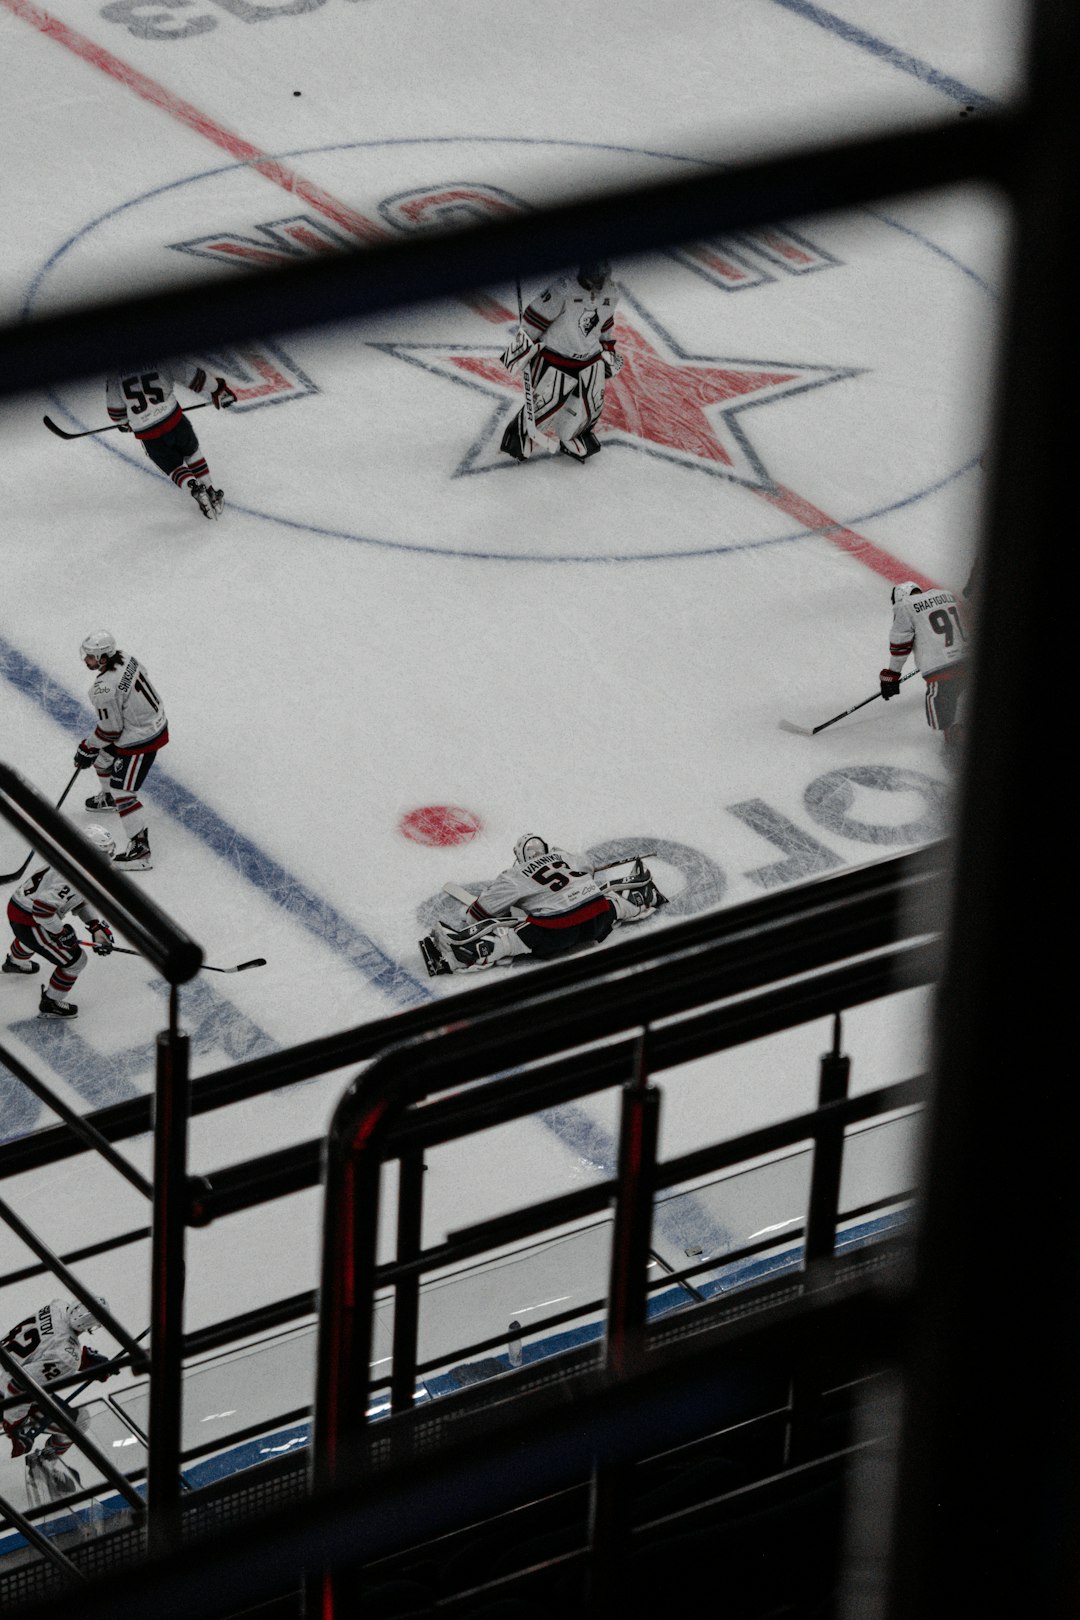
[3,0,511,322]
[7,0,940,588]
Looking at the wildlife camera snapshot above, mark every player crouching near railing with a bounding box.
[419,836,666,977]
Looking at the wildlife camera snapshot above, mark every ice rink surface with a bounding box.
[0,0,1021,1455]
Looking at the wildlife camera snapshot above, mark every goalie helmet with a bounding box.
[69,1296,108,1334]
[578,261,610,290]
[83,823,117,862]
[890,582,921,605]
[80,629,117,662]
[514,834,549,866]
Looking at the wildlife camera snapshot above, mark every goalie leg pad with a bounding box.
[420,918,531,975]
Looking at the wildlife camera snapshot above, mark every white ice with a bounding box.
[0,0,1018,1517]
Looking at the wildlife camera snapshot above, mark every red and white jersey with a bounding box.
[86,655,168,755]
[470,847,608,921]
[523,274,618,363]
[106,362,215,438]
[8,864,91,928]
[2,1300,88,1396]
[887,588,969,680]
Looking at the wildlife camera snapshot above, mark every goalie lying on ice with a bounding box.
[419,836,666,977]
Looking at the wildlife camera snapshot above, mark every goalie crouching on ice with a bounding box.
[420,836,666,977]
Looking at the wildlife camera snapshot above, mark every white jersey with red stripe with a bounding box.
[469,848,606,920]
[887,588,969,680]
[86,655,168,754]
[106,363,214,436]
[522,274,618,363]
[2,1301,88,1398]
[9,864,92,928]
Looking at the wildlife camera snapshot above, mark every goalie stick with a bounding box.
[43,402,211,441]
[79,941,266,973]
[0,772,80,885]
[778,672,917,736]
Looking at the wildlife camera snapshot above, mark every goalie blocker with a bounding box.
[420,841,666,977]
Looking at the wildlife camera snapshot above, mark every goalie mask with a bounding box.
[80,630,117,663]
[514,834,549,866]
[890,582,921,605]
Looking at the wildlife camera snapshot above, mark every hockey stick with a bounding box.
[43,402,211,441]
[778,671,918,736]
[79,942,266,973]
[0,772,80,885]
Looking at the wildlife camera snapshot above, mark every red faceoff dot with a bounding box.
[399,805,483,847]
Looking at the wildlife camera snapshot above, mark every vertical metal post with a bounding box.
[789,1013,851,1467]
[390,1150,425,1418]
[805,1012,851,1266]
[147,991,189,1559]
[589,1031,661,1616]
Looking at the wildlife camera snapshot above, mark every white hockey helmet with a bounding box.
[83,823,117,862]
[514,834,549,865]
[80,630,117,662]
[69,1295,108,1334]
[890,581,921,605]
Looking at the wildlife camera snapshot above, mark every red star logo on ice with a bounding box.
[376,295,858,484]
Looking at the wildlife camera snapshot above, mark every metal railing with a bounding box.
[0,763,200,1561]
[3,0,1077,1611]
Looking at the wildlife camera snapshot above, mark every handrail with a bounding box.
[0,764,202,984]
[0,842,946,1185]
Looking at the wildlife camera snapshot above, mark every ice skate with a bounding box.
[189,480,215,519]
[113,827,152,870]
[3,954,39,975]
[84,790,117,812]
[207,486,224,516]
[39,989,77,1019]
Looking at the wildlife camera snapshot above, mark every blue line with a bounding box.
[767,0,997,108]
[0,636,737,1251]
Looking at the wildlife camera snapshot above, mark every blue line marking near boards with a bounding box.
[766,0,998,109]
[0,1208,910,1559]
[0,629,733,1250]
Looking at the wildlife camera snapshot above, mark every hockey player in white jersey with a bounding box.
[2,1297,115,1512]
[419,836,665,976]
[500,264,621,462]
[880,581,969,751]
[2,827,116,1018]
[74,631,168,870]
[106,361,235,518]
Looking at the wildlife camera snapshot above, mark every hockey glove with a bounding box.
[211,378,237,409]
[89,921,114,957]
[5,1413,40,1459]
[115,419,132,433]
[500,330,536,372]
[52,924,79,955]
[602,349,624,376]
[74,740,99,770]
[879,669,902,700]
[79,1345,115,1381]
